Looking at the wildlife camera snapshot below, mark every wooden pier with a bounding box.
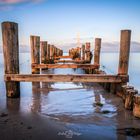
[1,21,140,118]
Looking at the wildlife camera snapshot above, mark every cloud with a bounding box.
[0,0,42,4]
[0,0,44,11]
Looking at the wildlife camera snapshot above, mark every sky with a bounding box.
[0,0,140,51]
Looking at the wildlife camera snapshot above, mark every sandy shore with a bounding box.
[1,83,140,140]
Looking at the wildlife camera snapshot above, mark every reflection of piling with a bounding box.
[2,22,20,98]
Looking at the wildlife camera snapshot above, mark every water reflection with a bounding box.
[0,53,140,139]
[7,98,20,112]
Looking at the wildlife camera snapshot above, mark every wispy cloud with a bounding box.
[0,0,44,11]
[0,0,43,4]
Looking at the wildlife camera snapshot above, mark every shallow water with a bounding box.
[0,53,140,139]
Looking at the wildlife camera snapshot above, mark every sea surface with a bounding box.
[0,52,140,139]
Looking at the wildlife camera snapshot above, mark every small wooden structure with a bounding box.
[1,21,140,118]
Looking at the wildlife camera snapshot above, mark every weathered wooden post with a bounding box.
[47,44,50,63]
[2,21,20,98]
[30,35,40,74]
[133,95,140,118]
[94,38,101,65]
[41,41,47,64]
[82,45,85,60]
[113,30,131,95]
[85,42,91,62]
[125,89,138,110]
[30,35,40,88]
[50,45,53,60]
[118,30,131,75]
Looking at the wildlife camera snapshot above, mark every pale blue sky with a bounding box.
[0,0,140,47]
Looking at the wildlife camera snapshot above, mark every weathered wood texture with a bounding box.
[41,41,47,63]
[82,45,85,60]
[94,38,101,65]
[54,56,72,59]
[47,44,50,60]
[2,22,20,98]
[50,45,53,59]
[85,42,91,62]
[54,60,90,63]
[32,64,99,69]
[125,89,138,110]
[133,95,140,118]
[5,74,128,83]
[118,30,131,75]
[30,35,40,74]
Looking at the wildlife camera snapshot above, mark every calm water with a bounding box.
[0,52,140,139]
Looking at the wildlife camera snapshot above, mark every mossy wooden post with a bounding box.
[82,45,85,60]
[2,22,20,98]
[94,38,101,65]
[41,41,47,64]
[85,42,91,62]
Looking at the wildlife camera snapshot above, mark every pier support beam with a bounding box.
[115,30,131,95]
[41,41,47,64]
[85,42,91,62]
[47,44,50,62]
[82,45,85,60]
[94,38,101,66]
[2,21,20,98]
[30,36,40,88]
[30,36,40,74]
[118,30,131,75]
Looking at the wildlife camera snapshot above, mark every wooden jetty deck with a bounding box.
[1,21,140,119]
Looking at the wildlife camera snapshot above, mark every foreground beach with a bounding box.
[0,52,140,140]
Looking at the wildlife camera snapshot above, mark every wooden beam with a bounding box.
[5,74,128,83]
[54,60,90,63]
[32,64,99,69]
[54,56,72,59]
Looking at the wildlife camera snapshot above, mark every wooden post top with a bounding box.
[2,21,18,25]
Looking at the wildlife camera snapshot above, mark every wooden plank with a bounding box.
[54,56,72,59]
[5,74,128,83]
[54,60,90,63]
[32,64,99,69]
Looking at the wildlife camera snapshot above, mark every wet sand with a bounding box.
[0,53,140,140]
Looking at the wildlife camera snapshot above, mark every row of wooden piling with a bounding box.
[69,38,101,65]
[30,36,63,74]
[1,21,140,119]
